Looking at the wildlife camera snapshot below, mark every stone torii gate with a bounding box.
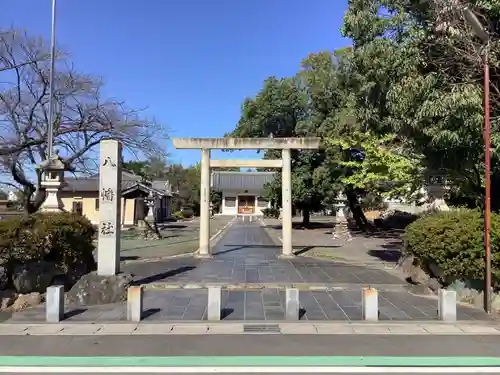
[172,137,321,258]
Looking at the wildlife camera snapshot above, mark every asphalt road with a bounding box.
[1,335,499,373]
[1,335,500,356]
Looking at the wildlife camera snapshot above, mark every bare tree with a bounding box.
[0,29,50,75]
[0,29,168,213]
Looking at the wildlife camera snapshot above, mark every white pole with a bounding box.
[47,0,57,158]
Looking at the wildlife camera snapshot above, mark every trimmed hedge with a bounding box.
[181,208,194,218]
[375,210,420,230]
[173,209,194,220]
[404,209,500,284]
[0,212,96,283]
[262,208,280,219]
[172,211,183,220]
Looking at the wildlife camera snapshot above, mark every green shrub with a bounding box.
[404,209,500,284]
[172,211,183,220]
[180,208,194,218]
[0,212,96,283]
[376,210,420,230]
[262,208,280,218]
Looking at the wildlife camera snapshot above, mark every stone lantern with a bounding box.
[332,193,352,241]
[164,180,172,195]
[334,193,348,221]
[424,169,450,212]
[145,190,156,222]
[38,153,66,212]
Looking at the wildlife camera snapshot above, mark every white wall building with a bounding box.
[211,171,274,215]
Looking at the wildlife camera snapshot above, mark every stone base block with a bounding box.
[285,288,300,320]
[127,286,143,322]
[207,287,221,321]
[438,289,457,322]
[46,285,64,323]
[362,287,378,321]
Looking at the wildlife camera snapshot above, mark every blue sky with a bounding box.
[1,0,349,167]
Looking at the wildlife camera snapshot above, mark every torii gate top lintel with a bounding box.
[171,137,320,150]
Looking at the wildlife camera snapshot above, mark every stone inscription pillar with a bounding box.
[198,148,211,257]
[281,149,293,256]
[97,140,122,276]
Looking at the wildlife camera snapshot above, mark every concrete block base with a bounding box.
[278,254,295,259]
[127,286,143,322]
[46,285,64,323]
[438,289,457,322]
[285,288,300,320]
[195,253,214,259]
[362,287,379,321]
[207,287,222,321]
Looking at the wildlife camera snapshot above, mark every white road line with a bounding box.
[0,366,498,373]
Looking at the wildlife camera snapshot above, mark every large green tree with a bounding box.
[228,76,329,225]
[228,0,500,227]
[228,48,420,228]
[342,0,500,210]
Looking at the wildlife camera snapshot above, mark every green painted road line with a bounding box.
[0,356,500,367]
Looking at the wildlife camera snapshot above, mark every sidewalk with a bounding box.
[1,321,500,336]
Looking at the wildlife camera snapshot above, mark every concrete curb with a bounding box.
[142,282,411,292]
[122,251,197,265]
[1,321,499,336]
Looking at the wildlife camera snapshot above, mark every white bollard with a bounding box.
[362,287,379,321]
[46,285,64,323]
[285,288,300,320]
[438,289,457,322]
[207,286,222,320]
[127,286,143,322]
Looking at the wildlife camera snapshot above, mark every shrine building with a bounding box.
[211,171,275,215]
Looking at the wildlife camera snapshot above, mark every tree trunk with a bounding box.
[346,189,369,231]
[302,207,310,226]
[22,186,45,214]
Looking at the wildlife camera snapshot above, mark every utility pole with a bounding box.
[463,6,491,314]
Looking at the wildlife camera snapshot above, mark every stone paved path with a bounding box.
[4,219,492,322]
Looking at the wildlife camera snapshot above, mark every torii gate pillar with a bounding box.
[172,137,320,257]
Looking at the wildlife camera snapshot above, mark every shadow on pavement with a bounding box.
[262,222,335,230]
[293,245,341,256]
[221,308,234,319]
[368,249,402,263]
[143,308,161,319]
[120,255,140,261]
[122,237,197,252]
[63,309,87,320]
[214,244,281,256]
[132,266,196,285]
